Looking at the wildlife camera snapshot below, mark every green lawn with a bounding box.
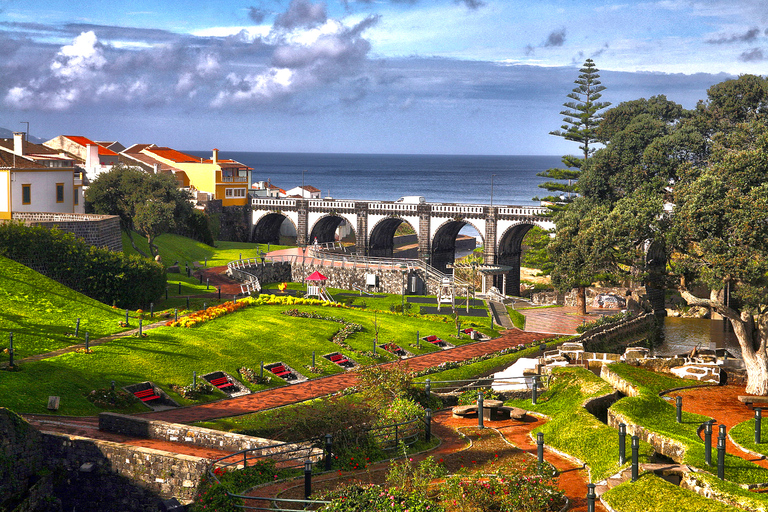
[607,363,768,486]
[602,474,742,512]
[505,366,655,481]
[0,256,130,359]
[0,301,485,415]
[122,231,289,268]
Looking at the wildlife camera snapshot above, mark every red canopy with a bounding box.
[305,271,328,281]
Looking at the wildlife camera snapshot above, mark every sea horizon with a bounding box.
[187,151,560,206]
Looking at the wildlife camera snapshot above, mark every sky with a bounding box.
[0,0,765,155]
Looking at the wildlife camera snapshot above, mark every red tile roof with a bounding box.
[64,136,118,156]
[0,152,41,168]
[143,147,201,164]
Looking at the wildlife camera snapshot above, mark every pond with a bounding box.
[654,317,740,358]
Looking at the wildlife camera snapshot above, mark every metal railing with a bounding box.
[206,414,431,511]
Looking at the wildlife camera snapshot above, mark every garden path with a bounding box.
[243,410,604,512]
[669,384,768,470]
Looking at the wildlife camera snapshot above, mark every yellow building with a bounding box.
[141,146,252,207]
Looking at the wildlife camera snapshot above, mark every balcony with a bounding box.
[219,174,248,183]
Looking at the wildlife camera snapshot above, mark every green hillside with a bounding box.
[0,256,128,359]
[122,232,288,268]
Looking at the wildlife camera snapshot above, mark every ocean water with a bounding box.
[188,152,562,206]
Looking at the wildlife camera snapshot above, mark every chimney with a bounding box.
[153,163,160,174]
[13,132,24,156]
[85,144,99,172]
[212,148,219,165]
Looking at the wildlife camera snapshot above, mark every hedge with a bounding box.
[0,222,164,308]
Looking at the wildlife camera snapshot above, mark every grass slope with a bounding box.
[122,232,288,268]
[0,256,128,359]
[602,474,742,512]
[0,301,484,415]
[506,366,655,481]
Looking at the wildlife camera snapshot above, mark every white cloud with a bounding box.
[50,31,106,81]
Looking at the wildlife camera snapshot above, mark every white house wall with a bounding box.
[11,169,77,214]
[0,171,9,215]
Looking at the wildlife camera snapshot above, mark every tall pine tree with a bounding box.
[536,59,610,207]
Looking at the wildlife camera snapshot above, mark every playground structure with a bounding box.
[305,270,335,302]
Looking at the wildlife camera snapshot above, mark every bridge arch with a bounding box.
[368,216,418,258]
[496,222,536,296]
[430,218,485,273]
[252,212,298,245]
[308,214,357,245]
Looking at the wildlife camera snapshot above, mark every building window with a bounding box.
[73,188,79,205]
[56,183,65,203]
[22,184,31,205]
[225,188,246,198]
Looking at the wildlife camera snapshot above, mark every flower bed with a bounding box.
[166,295,345,328]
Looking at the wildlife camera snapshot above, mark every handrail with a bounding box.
[206,414,429,510]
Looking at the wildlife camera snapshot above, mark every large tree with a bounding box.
[537,59,611,207]
[85,165,193,259]
[669,117,768,394]
[542,59,611,313]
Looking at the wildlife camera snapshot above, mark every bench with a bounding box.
[463,328,474,334]
[210,376,235,390]
[738,396,768,408]
[134,388,160,402]
[424,335,438,342]
[268,365,295,379]
[329,354,350,365]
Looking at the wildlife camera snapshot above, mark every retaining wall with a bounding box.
[292,264,428,295]
[235,261,292,285]
[99,412,309,455]
[579,313,657,351]
[11,212,122,252]
[44,431,208,502]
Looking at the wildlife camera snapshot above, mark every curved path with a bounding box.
[669,384,768,470]
[243,410,603,512]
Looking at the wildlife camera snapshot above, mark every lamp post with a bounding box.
[399,264,407,313]
[302,169,307,195]
[490,174,496,207]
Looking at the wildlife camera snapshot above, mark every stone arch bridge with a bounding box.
[250,198,553,295]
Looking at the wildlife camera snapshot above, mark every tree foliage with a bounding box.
[85,165,194,258]
[536,59,611,207]
[550,73,768,394]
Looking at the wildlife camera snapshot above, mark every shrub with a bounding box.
[458,388,500,405]
[85,387,135,409]
[170,381,215,400]
[320,484,443,512]
[0,222,164,308]
[576,311,633,333]
[442,461,565,512]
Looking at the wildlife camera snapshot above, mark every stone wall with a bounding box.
[579,313,657,352]
[216,204,252,242]
[292,263,427,295]
[0,408,48,510]
[44,431,208,502]
[11,212,122,252]
[235,261,292,285]
[99,413,317,457]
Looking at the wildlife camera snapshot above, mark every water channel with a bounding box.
[655,317,740,358]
